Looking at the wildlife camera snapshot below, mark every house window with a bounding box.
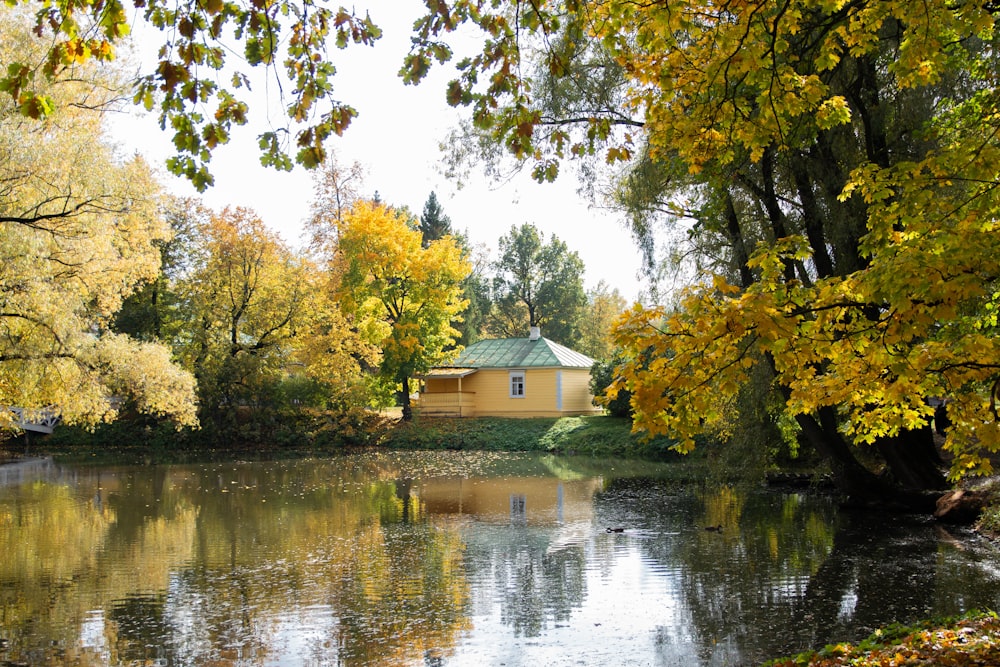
[509,371,526,398]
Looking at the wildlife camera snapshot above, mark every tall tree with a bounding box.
[453,240,492,347]
[334,200,470,421]
[113,197,206,343]
[0,8,197,430]
[489,223,586,347]
[402,1,1000,501]
[305,151,368,255]
[419,191,453,247]
[177,207,314,423]
[417,192,488,346]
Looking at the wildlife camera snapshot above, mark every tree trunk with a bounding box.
[875,423,947,491]
[795,407,944,511]
[401,375,413,421]
[795,408,883,499]
[723,192,754,289]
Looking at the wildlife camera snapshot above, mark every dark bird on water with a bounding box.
[606,527,625,533]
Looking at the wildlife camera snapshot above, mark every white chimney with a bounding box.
[529,326,541,341]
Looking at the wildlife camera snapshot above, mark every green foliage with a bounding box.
[42,406,395,463]
[384,415,682,458]
[488,222,586,346]
[418,191,453,247]
[2,0,381,189]
[590,357,632,419]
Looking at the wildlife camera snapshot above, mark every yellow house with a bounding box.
[417,327,602,418]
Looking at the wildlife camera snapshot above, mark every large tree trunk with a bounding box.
[795,407,945,512]
[795,408,882,498]
[875,423,947,491]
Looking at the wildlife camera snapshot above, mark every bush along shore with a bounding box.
[6,414,701,465]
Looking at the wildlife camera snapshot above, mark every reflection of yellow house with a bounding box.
[418,328,601,418]
[417,476,602,526]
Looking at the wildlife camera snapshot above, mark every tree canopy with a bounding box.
[1,7,197,429]
[334,200,470,420]
[488,222,586,346]
[2,0,381,190]
[419,192,454,247]
[404,0,1000,497]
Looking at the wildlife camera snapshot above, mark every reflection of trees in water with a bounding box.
[670,489,838,664]
[594,480,1000,666]
[0,462,472,667]
[462,526,588,638]
[801,513,1000,647]
[7,460,1000,666]
[107,593,175,665]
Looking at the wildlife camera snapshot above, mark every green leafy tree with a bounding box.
[334,200,470,421]
[488,223,586,347]
[454,252,491,347]
[113,197,205,343]
[590,355,631,419]
[416,192,489,347]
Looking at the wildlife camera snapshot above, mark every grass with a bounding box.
[382,414,685,459]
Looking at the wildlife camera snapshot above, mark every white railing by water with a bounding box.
[5,406,61,434]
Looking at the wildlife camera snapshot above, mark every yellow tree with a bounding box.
[578,281,627,361]
[178,207,315,421]
[290,269,381,411]
[400,0,1000,502]
[0,7,197,431]
[334,201,470,421]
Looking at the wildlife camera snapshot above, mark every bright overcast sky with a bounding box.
[112,2,648,302]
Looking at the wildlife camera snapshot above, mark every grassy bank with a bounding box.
[383,414,685,458]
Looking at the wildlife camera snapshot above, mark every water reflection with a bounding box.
[1,452,998,666]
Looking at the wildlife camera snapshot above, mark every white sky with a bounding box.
[112,2,648,301]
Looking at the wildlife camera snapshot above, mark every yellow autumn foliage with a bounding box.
[0,7,197,428]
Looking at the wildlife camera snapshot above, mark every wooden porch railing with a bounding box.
[415,392,475,417]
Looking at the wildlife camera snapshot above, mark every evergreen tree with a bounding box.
[419,192,453,247]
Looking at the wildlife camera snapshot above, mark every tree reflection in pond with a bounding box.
[1,453,1000,666]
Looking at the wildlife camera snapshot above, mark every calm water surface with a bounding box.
[2,452,999,666]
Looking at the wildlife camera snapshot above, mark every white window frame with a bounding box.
[509,370,526,398]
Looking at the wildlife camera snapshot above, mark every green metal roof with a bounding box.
[448,336,595,369]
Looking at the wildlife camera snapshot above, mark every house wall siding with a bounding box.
[420,365,600,417]
[447,368,599,417]
[559,370,599,414]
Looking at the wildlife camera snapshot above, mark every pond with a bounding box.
[1,452,999,666]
